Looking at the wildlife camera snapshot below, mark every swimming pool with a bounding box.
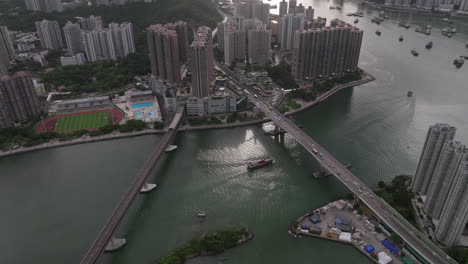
[131,102,154,109]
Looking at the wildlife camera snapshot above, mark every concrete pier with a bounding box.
[104,237,126,252]
[140,182,157,193]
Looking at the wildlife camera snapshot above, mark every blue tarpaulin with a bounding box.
[335,216,349,225]
[381,239,400,255]
[364,244,375,254]
[310,214,321,223]
[300,224,310,230]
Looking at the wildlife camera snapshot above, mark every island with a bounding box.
[156,228,253,264]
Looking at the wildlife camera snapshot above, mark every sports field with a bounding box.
[55,112,110,132]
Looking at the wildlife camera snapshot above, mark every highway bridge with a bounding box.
[216,62,456,264]
[80,105,185,264]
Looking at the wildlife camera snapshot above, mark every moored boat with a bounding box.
[426,41,433,49]
[454,56,465,67]
[247,158,274,170]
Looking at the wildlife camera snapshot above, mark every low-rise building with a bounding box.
[60,53,86,66]
[55,96,111,112]
[128,90,154,102]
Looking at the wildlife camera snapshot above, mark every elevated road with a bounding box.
[81,106,185,264]
[215,62,456,264]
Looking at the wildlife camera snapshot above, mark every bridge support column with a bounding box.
[105,237,126,252]
[313,165,331,178]
[140,182,157,193]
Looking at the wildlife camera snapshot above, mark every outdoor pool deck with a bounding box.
[293,200,407,264]
[115,98,162,123]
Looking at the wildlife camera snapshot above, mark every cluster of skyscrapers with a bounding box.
[146,21,189,85]
[61,16,135,62]
[0,72,41,129]
[0,26,15,76]
[291,19,363,82]
[412,123,468,246]
[25,0,63,13]
[217,16,271,66]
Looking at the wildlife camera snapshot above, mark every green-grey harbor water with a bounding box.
[1,0,468,263]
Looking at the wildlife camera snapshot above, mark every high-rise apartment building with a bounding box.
[415,0,437,9]
[289,3,305,15]
[190,27,213,99]
[166,21,189,63]
[0,40,10,76]
[79,16,103,31]
[252,2,270,26]
[303,17,327,29]
[279,0,288,18]
[147,24,181,84]
[108,22,135,58]
[248,28,271,66]
[435,159,468,246]
[306,6,315,20]
[412,124,468,246]
[82,29,116,62]
[44,0,63,12]
[291,22,363,81]
[424,141,468,219]
[63,21,84,55]
[289,0,297,10]
[35,20,64,50]
[459,0,468,11]
[234,1,252,18]
[224,24,246,65]
[25,0,63,12]
[0,72,41,129]
[280,13,305,51]
[0,26,15,59]
[411,123,457,194]
[96,0,109,6]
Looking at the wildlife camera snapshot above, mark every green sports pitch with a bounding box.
[55,112,110,132]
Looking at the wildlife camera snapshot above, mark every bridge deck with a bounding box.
[80,106,185,264]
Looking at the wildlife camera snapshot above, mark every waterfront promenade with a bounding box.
[0,74,374,159]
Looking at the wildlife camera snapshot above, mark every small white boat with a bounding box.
[165,145,178,152]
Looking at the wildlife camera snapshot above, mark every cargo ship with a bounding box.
[247,158,273,170]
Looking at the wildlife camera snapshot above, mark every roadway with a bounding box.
[80,106,185,264]
[216,62,456,264]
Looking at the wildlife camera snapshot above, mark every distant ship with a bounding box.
[399,22,410,29]
[247,158,273,170]
[376,30,381,36]
[454,56,465,67]
[399,35,404,42]
[415,24,431,35]
[411,49,419,56]
[426,41,433,49]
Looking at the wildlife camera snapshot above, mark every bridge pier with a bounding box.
[140,182,157,193]
[105,237,126,252]
[313,165,331,178]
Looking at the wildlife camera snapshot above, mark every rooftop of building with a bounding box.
[56,96,110,105]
